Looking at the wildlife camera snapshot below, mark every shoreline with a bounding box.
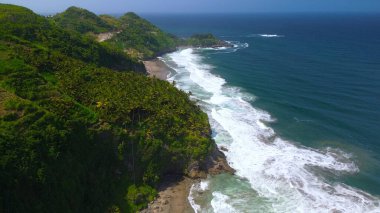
[142,57,235,213]
[143,59,172,80]
[141,175,195,213]
[142,57,195,213]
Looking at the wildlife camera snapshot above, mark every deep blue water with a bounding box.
[144,13,380,198]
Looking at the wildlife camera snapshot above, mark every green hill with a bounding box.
[52,8,228,60]
[105,12,179,59]
[52,9,179,59]
[0,5,143,72]
[53,6,115,34]
[185,33,232,48]
[0,4,214,213]
[99,14,122,29]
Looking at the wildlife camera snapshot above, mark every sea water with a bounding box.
[144,14,380,212]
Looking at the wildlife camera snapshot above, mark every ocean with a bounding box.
[143,14,380,212]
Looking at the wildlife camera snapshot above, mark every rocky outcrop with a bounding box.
[187,143,235,179]
[184,33,233,49]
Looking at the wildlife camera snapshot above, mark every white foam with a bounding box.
[202,41,249,55]
[200,180,209,191]
[188,180,211,213]
[259,34,282,38]
[169,48,225,96]
[211,192,238,213]
[226,40,249,48]
[246,34,284,38]
[167,48,380,213]
[188,184,202,213]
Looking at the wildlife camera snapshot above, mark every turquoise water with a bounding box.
[144,14,380,212]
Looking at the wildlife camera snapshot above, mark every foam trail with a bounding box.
[188,180,210,213]
[188,184,202,213]
[201,41,249,55]
[211,192,238,213]
[246,34,284,38]
[165,48,380,213]
[259,34,282,37]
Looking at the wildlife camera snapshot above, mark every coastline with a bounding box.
[142,57,194,213]
[141,176,195,213]
[143,59,172,80]
[142,57,235,213]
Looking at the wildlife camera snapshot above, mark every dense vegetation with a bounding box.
[53,8,178,59]
[99,15,122,29]
[105,12,179,59]
[185,33,232,48]
[0,5,144,72]
[52,7,228,60]
[0,4,214,213]
[53,6,115,34]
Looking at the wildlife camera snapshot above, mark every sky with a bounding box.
[0,0,380,14]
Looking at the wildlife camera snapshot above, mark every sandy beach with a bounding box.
[143,59,172,80]
[141,175,195,213]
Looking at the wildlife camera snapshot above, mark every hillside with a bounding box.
[0,4,216,213]
[1,5,144,72]
[105,12,179,59]
[53,8,229,60]
[53,8,178,59]
[99,14,122,29]
[53,6,115,34]
[185,33,233,48]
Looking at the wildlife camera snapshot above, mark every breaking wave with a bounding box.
[162,47,380,213]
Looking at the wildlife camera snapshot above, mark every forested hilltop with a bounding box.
[52,6,230,59]
[0,4,227,212]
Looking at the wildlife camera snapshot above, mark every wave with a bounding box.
[220,34,284,38]
[247,34,284,38]
[189,180,239,213]
[188,183,202,212]
[211,192,237,213]
[203,41,249,55]
[260,34,283,38]
[164,48,380,212]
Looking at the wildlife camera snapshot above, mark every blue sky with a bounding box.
[0,0,379,14]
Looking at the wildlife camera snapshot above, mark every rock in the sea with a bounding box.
[220,146,229,152]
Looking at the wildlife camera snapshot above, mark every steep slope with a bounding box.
[53,6,115,34]
[53,9,229,60]
[106,12,179,59]
[0,4,214,213]
[0,5,144,72]
[99,14,122,29]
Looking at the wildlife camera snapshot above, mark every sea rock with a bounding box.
[220,146,229,152]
